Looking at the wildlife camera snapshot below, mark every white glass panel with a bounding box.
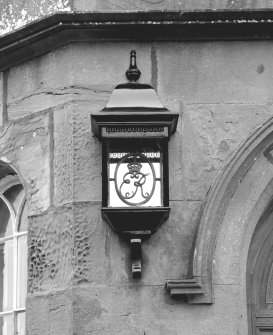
[16,312,25,335]
[0,314,13,335]
[0,241,14,312]
[3,185,23,215]
[0,199,12,238]
[17,235,27,309]
[18,202,27,233]
[109,151,162,207]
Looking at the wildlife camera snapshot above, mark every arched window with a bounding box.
[0,174,27,335]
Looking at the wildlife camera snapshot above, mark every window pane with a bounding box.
[3,185,24,215]
[0,241,14,312]
[17,235,27,308]
[16,312,25,335]
[0,314,13,335]
[18,202,27,233]
[0,199,12,238]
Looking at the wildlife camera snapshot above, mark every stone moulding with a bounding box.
[1,10,273,70]
[166,116,273,304]
[166,278,203,296]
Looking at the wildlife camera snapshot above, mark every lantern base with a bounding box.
[101,206,170,239]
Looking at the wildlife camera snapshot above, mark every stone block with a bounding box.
[48,290,73,335]
[0,71,7,125]
[53,104,73,207]
[73,286,145,335]
[156,42,273,105]
[70,42,152,87]
[72,201,128,285]
[7,45,74,119]
[177,103,273,200]
[72,200,200,286]
[73,0,273,11]
[26,289,72,335]
[72,284,241,335]
[141,200,201,283]
[71,101,102,203]
[26,294,49,335]
[0,111,51,215]
[28,205,73,293]
[52,100,103,205]
[7,42,152,119]
[169,115,183,200]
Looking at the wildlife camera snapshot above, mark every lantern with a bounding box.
[91,50,179,277]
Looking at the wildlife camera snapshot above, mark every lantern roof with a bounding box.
[103,50,168,112]
[103,82,168,112]
[91,50,179,139]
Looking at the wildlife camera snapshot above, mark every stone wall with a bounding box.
[73,0,273,11]
[2,0,273,35]
[0,38,271,334]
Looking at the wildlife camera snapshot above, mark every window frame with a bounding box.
[0,175,27,335]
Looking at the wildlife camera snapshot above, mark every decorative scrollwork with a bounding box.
[114,153,156,206]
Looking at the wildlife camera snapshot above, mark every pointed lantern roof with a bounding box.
[91,50,179,139]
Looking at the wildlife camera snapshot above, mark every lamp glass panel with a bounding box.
[108,145,162,207]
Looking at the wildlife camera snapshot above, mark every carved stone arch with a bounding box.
[247,204,273,334]
[166,116,273,312]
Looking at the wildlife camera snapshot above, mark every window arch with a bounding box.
[0,173,27,335]
[247,203,273,334]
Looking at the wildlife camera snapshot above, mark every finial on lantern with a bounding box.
[126,50,141,82]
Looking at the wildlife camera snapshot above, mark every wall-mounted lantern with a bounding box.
[91,50,179,278]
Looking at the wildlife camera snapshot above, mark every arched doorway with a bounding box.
[247,204,273,334]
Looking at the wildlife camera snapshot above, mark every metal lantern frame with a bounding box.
[91,51,179,277]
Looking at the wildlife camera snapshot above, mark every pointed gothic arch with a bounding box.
[247,202,273,334]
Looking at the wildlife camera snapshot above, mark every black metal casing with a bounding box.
[91,54,178,240]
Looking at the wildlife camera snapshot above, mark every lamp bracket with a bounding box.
[131,238,142,278]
